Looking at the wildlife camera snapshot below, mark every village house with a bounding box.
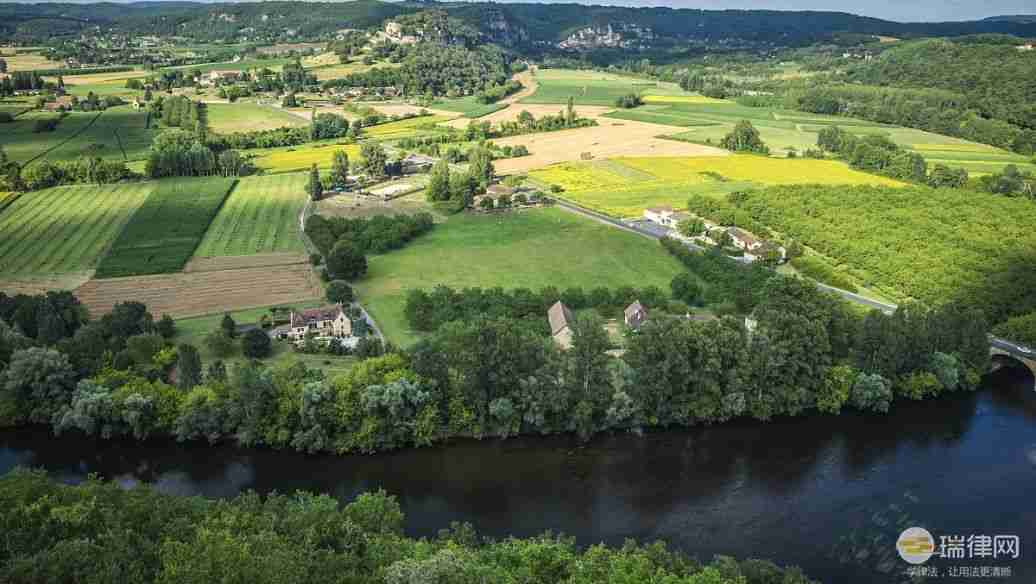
[727,227,764,252]
[624,301,648,330]
[643,205,676,227]
[401,153,436,174]
[547,301,574,349]
[203,70,240,86]
[272,304,352,342]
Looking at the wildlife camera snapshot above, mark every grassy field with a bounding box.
[606,101,1032,172]
[195,172,308,257]
[253,142,362,173]
[431,96,507,118]
[0,183,153,277]
[0,99,34,116]
[0,111,102,164]
[206,103,309,134]
[95,177,236,278]
[173,301,356,377]
[1,49,62,71]
[522,68,685,106]
[161,57,295,74]
[352,207,685,345]
[528,155,902,217]
[0,107,154,165]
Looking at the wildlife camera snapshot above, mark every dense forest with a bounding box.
[0,469,817,584]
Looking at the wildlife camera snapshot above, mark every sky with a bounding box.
[455,1,1033,22]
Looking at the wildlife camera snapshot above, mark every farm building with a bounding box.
[547,301,574,349]
[727,227,764,252]
[43,96,74,112]
[644,206,677,227]
[401,153,436,174]
[624,301,648,330]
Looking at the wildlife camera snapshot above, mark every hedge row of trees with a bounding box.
[817,125,967,187]
[16,155,129,191]
[0,469,817,584]
[305,213,436,258]
[144,130,251,179]
[404,284,673,333]
[0,272,989,459]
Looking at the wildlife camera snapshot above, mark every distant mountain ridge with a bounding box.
[2,1,1035,47]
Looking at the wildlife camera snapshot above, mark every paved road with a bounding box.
[553,199,895,312]
[991,336,1035,359]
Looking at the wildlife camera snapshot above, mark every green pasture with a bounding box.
[522,68,684,106]
[95,176,236,278]
[352,207,684,346]
[45,106,156,163]
[161,57,295,74]
[206,103,309,134]
[0,111,101,165]
[0,183,153,277]
[195,172,308,257]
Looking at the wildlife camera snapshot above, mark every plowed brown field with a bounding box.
[75,263,322,319]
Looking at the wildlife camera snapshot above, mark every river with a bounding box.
[2,368,1034,583]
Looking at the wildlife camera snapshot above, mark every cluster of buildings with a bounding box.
[642,206,785,263]
[547,299,648,350]
[270,304,365,349]
[558,23,655,51]
[471,183,543,211]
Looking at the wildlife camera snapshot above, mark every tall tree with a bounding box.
[360,143,387,178]
[331,150,350,186]
[426,159,451,202]
[177,344,202,390]
[307,164,323,201]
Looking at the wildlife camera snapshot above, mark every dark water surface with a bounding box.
[2,369,1035,583]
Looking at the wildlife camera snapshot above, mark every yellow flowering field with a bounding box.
[254,143,362,173]
[618,156,905,186]
[641,94,729,105]
[364,115,453,139]
[528,162,633,191]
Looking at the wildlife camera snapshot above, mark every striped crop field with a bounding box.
[0,183,153,277]
[363,115,453,139]
[94,176,236,278]
[195,172,308,257]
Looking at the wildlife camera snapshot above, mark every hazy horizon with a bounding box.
[4,0,1034,24]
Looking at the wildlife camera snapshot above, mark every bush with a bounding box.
[789,256,858,293]
[326,280,354,304]
[326,241,368,280]
[242,329,272,359]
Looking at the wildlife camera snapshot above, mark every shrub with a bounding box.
[242,329,272,359]
[326,280,354,304]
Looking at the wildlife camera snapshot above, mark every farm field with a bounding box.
[0,183,153,280]
[431,96,508,118]
[0,99,34,116]
[161,57,294,74]
[521,68,685,106]
[351,207,685,345]
[527,155,901,217]
[94,177,236,278]
[734,184,1036,320]
[44,106,156,163]
[363,115,454,140]
[206,103,309,134]
[0,111,102,164]
[607,101,1030,172]
[253,142,362,173]
[194,172,308,257]
[0,48,62,71]
[75,262,323,319]
[316,190,439,219]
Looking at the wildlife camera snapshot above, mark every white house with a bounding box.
[644,206,676,227]
[727,227,764,252]
[547,301,575,350]
[273,304,352,341]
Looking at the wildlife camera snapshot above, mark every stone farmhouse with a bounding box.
[272,304,352,342]
[624,301,648,330]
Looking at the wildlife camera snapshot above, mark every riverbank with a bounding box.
[3,369,1034,583]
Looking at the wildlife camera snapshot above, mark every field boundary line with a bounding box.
[23,110,105,167]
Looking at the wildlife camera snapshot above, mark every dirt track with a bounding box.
[493,117,729,174]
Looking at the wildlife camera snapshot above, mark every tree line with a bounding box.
[817,125,968,187]
[0,469,817,584]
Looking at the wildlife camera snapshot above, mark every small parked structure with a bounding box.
[272,304,352,342]
[547,301,575,349]
[624,301,648,330]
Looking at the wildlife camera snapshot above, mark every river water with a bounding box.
[2,368,1034,583]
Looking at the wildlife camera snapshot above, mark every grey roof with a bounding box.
[624,301,646,319]
[547,301,573,335]
[728,226,762,246]
[290,304,344,328]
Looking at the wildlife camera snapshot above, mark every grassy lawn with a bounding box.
[528,155,902,217]
[352,207,685,346]
[95,177,237,278]
[173,301,356,378]
[253,142,362,174]
[431,96,507,118]
[206,103,309,134]
[195,172,308,257]
[0,183,153,277]
[522,68,685,106]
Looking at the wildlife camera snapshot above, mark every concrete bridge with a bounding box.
[990,337,1036,389]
